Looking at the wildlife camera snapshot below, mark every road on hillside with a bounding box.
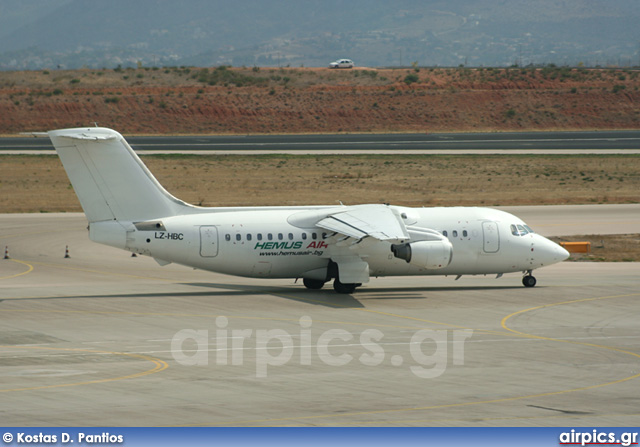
[2,130,640,153]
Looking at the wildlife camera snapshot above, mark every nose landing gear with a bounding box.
[522,270,537,288]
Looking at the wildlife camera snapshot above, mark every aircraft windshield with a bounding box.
[511,224,535,236]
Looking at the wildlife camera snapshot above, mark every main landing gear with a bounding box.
[522,270,537,288]
[332,279,360,294]
[302,277,360,294]
[302,278,325,290]
[303,260,361,294]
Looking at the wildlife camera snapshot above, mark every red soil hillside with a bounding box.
[1,66,639,134]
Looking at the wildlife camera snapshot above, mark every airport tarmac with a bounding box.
[1,209,639,427]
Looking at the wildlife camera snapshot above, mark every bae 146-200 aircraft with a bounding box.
[47,127,569,294]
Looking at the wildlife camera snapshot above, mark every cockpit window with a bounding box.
[512,223,535,236]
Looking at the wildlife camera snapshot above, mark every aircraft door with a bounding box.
[482,221,500,253]
[199,226,219,257]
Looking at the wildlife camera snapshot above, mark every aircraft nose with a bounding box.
[558,244,570,261]
[535,236,570,265]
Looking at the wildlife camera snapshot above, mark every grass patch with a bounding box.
[0,154,638,212]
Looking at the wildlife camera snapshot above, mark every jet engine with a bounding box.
[391,240,453,269]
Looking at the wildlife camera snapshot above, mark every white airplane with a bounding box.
[48,127,569,294]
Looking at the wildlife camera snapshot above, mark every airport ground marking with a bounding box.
[1,226,85,240]
[0,306,432,332]
[273,291,471,330]
[0,345,168,393]
[3,256,638,424]
[501,292,640,366]
[272,290,559,339]
[180,290,640,426]
[0,259,33,280]
[14,258,177,283]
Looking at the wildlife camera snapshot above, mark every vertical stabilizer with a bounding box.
[49,127,192,222]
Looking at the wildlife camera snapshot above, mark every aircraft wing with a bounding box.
[316,204,410,241]
[289,204,413,284]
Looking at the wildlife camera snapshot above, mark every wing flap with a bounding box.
[316,204,409,241]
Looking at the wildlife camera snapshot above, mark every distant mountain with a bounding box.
[1,0,638,69]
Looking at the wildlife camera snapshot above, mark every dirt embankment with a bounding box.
[1,66,639,134]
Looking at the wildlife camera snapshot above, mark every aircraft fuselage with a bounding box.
[93,205,567,281]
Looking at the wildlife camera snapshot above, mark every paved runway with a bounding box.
[1,208,638,426]
[3,130,640,154]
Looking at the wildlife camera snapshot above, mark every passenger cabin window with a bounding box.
[288,233,294,240]
[247,234,252,241]
[268,233,273,241]
[235,234,241,241]
[302,233,307,240]
[257,233,263,241]
[442,231,448,237]
[278,233,283,240]
[452,230,458,238]
[225,234,231,241]
[463,230,468,237]
[312,233,318,240]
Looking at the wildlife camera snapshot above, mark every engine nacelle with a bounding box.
[391,240,453,269]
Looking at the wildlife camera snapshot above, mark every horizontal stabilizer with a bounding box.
[57,130,117,141]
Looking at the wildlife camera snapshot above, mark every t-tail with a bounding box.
[49,127,201,252]
[49,127,194,223]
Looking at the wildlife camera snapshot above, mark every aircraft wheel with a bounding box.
[303,278,325,290]
[522,275,537,288]
[333,279,358,294]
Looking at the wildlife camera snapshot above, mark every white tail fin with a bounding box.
[49,127,193,222]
